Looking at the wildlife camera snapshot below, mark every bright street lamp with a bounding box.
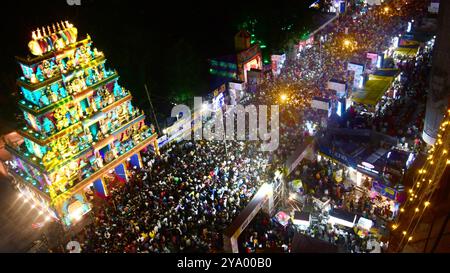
[343,39,351,47]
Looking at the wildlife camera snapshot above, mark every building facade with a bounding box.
[422,0,450,145]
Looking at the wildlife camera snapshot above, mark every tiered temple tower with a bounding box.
[6,22,159,227]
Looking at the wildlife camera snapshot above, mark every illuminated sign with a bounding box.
[348,62,365,88]
[337,101,343,117]
[367,52,378,66]
[376,54,383,68]
[372,181,397,200]
[271,54,286,76]
[327,80,347,97]
[406,152,415,168]
[361,162,374,169]
[311,97,330,111]
[357,162,379,174]
[393,37,399,48]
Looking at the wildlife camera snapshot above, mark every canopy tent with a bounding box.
[351,74,394,106]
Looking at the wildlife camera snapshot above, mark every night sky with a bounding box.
[0,0,318,131]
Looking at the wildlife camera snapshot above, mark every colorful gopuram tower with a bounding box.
[5,21,159,227]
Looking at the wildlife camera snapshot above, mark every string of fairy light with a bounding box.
[390,109,450,252]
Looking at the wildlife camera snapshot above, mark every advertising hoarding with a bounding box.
[366,52,378,67]
[372,181,397,201]
[327,79,347,98]
[347,62,365,88]
[311,97,330,111]
[271,54,286,77]
[229,81,244,105]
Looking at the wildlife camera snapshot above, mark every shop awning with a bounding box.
[351,74,393,106]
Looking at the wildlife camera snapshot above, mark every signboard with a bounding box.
[428,2,439,14]
[327,80,347,98]
[347,62,364,76]
[229,81,244,105]
[311,97,330,111]
[372,181,397,200]
[376,54,384,68]
[367,52,378,67]
[271,54,286,77]
[339,1,346,13]
[348,62,365,88]
[337,100,344,117]
[357,161,380,175]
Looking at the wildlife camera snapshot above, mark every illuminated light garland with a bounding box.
[392,111,450,251]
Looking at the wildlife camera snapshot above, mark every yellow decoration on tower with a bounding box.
[28,40,43,56]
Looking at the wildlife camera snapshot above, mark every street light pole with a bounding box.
[144,83,161,135]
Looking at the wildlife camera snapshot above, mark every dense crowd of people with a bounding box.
[79,139,274,253]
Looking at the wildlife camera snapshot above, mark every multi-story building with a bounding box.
[422,0,449,145]
[5,22,159,227]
